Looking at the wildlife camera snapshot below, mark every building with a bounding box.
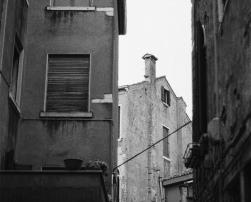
[0,0,28,170]
[184,0,251,201]
[117,54,192,202]
[0,0,126,201]
[162,171,193,202]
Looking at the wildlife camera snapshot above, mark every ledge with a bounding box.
[40,112,93,118]
[46,6,96,11]
[163,156,171,162]
[162,102,170,108]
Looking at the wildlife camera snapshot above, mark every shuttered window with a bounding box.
[163,127,169,158]
[46,54,90,112]
[161,86,170,106]
[52,0,90,7]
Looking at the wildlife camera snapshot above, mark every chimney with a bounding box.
[142,53,158,83]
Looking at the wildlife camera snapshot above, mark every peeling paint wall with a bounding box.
[118,77,192,202]
[193,0,251,201]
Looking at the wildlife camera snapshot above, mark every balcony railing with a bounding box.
[0,170,109,202]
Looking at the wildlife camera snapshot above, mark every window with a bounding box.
[163,126,169,158]
[118,106,121,139]
[51,0,92,7]
[10,36,24,106]
[161,86,170,106]
[193,21,207,142]
[46,54,90,112]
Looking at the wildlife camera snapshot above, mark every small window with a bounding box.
[51,0,92,7]
[163,126,169,158]
[10,36,23,105]
[46,54,90,112]
[118,106,121,139]
[161,86,170,106]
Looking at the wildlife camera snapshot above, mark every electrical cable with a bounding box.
[113,121,192,172]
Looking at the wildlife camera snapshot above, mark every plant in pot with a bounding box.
[84,160,108,176]
[63,150,83,170]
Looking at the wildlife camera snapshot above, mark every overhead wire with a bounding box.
[113,120,192,172]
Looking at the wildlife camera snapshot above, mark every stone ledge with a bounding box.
[40,112,93,118]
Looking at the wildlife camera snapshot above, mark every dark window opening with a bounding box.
[118,106,121,139]
[193,21,208,141]
[46,54,90,112]
[161,87,171,106]
[163,127,169,158]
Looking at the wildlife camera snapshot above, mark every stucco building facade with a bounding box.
[185,0,251,201]
[117,54,192,202]
[0,0,126,201]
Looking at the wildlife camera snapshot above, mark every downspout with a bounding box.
[112,0,119,201]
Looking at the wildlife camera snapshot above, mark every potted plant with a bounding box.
[84,160,108,176]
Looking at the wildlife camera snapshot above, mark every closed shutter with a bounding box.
[53,0,89,7]
[161,86,165,102]
[166,90,170,106]
[46,54,90,112]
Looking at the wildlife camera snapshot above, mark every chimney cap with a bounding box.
[142,53,158,61]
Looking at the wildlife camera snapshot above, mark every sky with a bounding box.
[118,0,192,118]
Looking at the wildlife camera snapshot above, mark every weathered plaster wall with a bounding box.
[118,77,192,202]
[118,84,150,202]
[193,0,251,201]
[12,0,120,193]
[16,0,115,162]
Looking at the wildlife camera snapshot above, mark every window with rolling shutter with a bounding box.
[161,86,171,106]
[51,0,91,7]
[46,54,90,112]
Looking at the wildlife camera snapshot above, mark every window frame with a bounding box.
[118,105,122,140]
[161,86,171,106]
[42,53,92,117]
[9,36,24,108]
[162,125,170,159]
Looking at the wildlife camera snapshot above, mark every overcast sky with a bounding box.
[118,0,192,118]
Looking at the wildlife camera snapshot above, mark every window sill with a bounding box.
[46,6,96,11]
[162,102,170,108]
[163,156,171,161]
[40,112,93,118]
